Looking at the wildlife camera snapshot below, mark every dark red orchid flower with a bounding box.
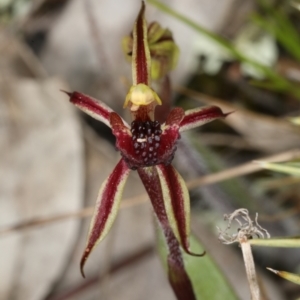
[65,2,228,299]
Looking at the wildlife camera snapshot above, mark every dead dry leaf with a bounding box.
[0,77,84,300]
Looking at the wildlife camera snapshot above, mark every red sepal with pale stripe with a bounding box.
[156,164,205,257]
[179,105,228,132]
[138,166,197,300]
[80,159,130,277]
[64,91,114,128]
[132,1,151,85]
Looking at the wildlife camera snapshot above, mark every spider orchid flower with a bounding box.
[65,2,228,298]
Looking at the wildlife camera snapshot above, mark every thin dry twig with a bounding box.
[259,208,300,222]
[186,148,300,189]
[45,245,154,300]
[241,238,261,300]
[258,176,300,191]
[194,133,253,150]
[0,193,148,235]
[13,37,48,78]
[0,31,47,79]
[1,149,299,235]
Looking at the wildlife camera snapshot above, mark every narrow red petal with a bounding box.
[132,1,151,85]
[179,105,229,132]
[157,164,205,257]
[109,112,138,169]
[64,91,113,128]
[154,107,184,166]
[110,112,130,134]
[80,159,130,277]
[138,166,196,299]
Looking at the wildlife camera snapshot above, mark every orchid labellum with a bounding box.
[65,2,228,299]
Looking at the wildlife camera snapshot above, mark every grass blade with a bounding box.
[250,237,300,247]
[157,229,239,299]
[267,268,300,285]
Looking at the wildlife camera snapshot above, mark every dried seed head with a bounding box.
[217,208,270,245]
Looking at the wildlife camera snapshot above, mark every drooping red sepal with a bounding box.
[132,1,151,85]
[156,164,205,257]
[138,166,197,300]
[80,159,130,277]
[63,91,114,128]
[179,105,228,132]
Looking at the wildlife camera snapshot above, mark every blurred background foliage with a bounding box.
[1,0,300,299]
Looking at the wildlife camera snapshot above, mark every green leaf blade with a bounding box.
[157,230,239,300]
[250,237,300,248]
[267,268,300,285]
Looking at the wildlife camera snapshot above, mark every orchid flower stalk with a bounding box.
[65,2,228,299]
